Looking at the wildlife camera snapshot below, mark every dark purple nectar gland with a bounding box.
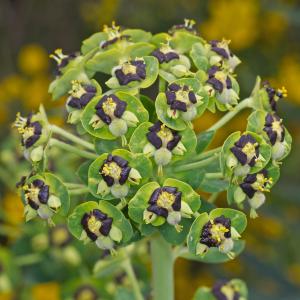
[74,285,98,300]
[147,187,182,218]
[152,44,179,64]
[206,66,232,94]
[263,82,288,112]
[23,179,49,210]
[166,83,197,112]
[169,19,197,34]
[230,134,259,167]
[240,170,272,199]
[49,224,72,248]
[67,81,97,109]
[115,59,146,86]
[49,49,78,76]
[147,121,181,150]
[100,22,130,49]
[200,216,231,248]
[263,113,285,146]
[212,280,241,300]
[14,113,42,149]
[95,94,127,125]
[81,209,113,242]
[99,154,131,187]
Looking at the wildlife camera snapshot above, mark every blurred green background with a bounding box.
[0,0,300,299]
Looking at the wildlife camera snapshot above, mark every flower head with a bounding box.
[143,186,193,232]
[206,66,239,108]
[49,48,78,76]
[80,208,122,250]
[197,215,238,257]
[114,58,146,86]
[13,113,42,149]
[95,94,127,125]
[100,22,129,49]
[263,82,287,112]
[230,134,261,175]
[97,154,141,198]
[169,19,197,35]
[209,39,241,72]
[212,280,243,300]
[152,43,179,64]
[263,113,285,146]
[67,80,97,110]
[21,178,61,221]
[165,83,202,121]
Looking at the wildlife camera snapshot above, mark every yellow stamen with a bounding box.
[102,97,117,116]
[122,62,137,75]
[157,192,175,209]
[278,86,288,98]
[87,215,101,233]
[101,162,122,180]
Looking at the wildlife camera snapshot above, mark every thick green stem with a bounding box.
[208,97,252,132]
[64,183,86,189]
[190,147,221,162]
[174,155,218,172]
[50,125,95,151]
[50,138,97,160]
[122,257,144,300]
[151,234,174,300]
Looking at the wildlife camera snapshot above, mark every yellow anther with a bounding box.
[157,192,175,209]
[87,215,102,233]
[278,86,288,98]
[102,97,117,116]
[122,62,137,75]
[101,162,121,179]
[242,142,257,158]
[210,222,229,243]
[69,80,85,98]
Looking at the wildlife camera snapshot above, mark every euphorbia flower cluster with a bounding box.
[13,19,292,300]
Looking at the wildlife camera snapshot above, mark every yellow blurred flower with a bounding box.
[32,282,60,300]
[287,264,300,286]
[0,293,13,300]
[18,44,49,76]
[277,55,300,105]
[201,0,260,50]
[2,192,24,227]
[80,0,120,30]
[0,75,24,101]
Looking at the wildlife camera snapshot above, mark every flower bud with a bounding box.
[167,211,182,226]
[234,165,250,177]
[109,118,128,136]
[234,186,246,204]
[248,191,265,210]
[48,195,61,212]
[272,141,285,160]
[170,64,188,77]
[181,106,197,121]
[67,110,82,124]
[143,210,157,224]
[30,145,44,162]
[122,111,139,127]
[210,55,222,66]
[154,148,172,166]
[37,204,54,220]
[95,236,114,250]
[128,168,142,185]
[110,183,129,198]
[143,143,156,156]
[219,238,234,254]
[109,225,123,242]
[172,141,187,156]
[24,205,37,222]
[231,227,241,239]
[180,201,193,217]
[226,153,238,169]
[97,180,110,196]
[196,243,208,256]
[89,114,104,129]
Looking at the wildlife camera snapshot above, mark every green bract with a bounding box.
[155,78,209,130]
